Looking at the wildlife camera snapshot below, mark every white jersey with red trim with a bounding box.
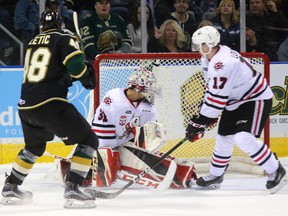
[92,88,158,149]
[199,45,273,119]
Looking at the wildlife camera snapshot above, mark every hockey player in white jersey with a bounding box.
[89,67,196,189]
[185,26,287,193]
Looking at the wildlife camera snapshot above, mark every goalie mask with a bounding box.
[192,26,220,58]
[128,68,161,104]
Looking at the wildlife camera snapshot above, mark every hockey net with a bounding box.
[91,53,270,175]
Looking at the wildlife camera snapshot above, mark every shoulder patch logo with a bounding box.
[214,61,224,71]
[104,96,112,105]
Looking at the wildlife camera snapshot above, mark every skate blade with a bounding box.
[0,196,32,205]
[195,184,221,190]
[269,175,288,194]
[63,198,96,209]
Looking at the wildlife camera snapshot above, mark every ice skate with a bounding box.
[64,181,96,209]
[0,177,33,205]
[195,174,224,190]
[266,163,288,194]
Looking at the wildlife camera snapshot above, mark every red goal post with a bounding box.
[92,52,270,174]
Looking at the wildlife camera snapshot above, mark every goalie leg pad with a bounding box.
[171,158,197,189]
[119,145,196,189]
[92,148,121,187]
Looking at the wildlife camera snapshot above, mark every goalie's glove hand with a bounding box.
[80,61,96,90]
[185,115,217,142]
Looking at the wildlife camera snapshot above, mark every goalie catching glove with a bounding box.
[186,115,218,142]
[79,60,96,90]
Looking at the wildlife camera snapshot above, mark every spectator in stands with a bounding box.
[210,0,240,51]
[246,0,288,61]
[14,0,39,52]
[127,4,159,53]
[246,22,264,52]
[127,0,156,25]
[164,0,198,51]
[80,0,132,61]
[148,19,189,52]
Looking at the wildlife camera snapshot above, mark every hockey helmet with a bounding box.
[128,68,161,104]
[192,26,220,57]
[40,10,62,31]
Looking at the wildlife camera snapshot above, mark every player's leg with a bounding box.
[1,108,54,205]
[196,134,234,189]
[195,105,237,189]
[49,102,98,207]
[233,99,287,193]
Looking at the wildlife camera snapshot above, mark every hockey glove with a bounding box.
[185,115,217,142]
[80,61,96,90]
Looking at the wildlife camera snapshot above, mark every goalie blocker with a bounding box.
[60,122,197,189]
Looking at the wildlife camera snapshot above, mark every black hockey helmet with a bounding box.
[40,10,62,31]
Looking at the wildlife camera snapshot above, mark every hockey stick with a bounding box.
[73,11,81,41]
[72,11,85,53]
[43,151,71,163]
[84,136,189,199]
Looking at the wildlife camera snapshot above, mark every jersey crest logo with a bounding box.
[103,97,112,105]
[119,115,127,126]
[214,61,224,71]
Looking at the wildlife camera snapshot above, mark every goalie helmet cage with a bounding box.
[91,53,270,175]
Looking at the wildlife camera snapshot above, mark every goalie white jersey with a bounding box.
[200,45,273,119]
[92,88,157,149]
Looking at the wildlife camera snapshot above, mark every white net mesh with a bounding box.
[90,53,269,173]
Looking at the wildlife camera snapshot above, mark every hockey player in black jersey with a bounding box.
[0,10,98,208]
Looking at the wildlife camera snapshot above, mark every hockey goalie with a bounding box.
[59,66,197,189]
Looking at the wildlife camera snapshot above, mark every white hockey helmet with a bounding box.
[191,26,220,57]
[128,68,161,104]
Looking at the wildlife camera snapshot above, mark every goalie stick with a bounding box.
[84,136,190,199]
[43,151,71,163]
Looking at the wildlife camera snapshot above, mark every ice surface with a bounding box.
[0,158,288,216]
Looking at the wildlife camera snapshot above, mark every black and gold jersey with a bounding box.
[18,28,86,110]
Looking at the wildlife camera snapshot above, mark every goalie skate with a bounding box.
[195,174,224,190]
[266,163,288,194]
[1,182,33,205]
[64,181,96,209]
